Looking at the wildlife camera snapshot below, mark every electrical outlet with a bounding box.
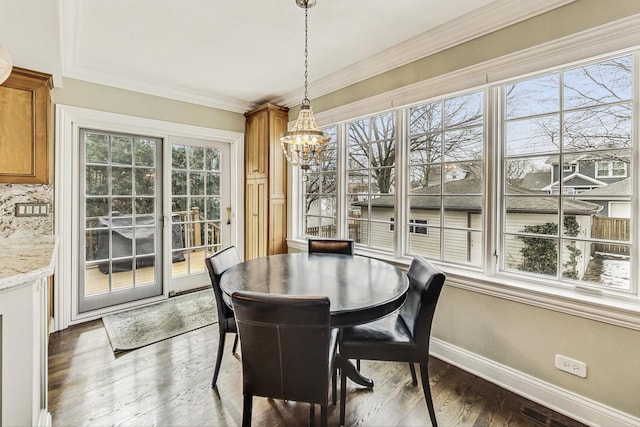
[15,202,49,217]
[555,354,587,378]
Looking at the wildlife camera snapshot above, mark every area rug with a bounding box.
[102,289,217,353]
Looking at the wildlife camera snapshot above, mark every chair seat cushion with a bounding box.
[339,314,423,362]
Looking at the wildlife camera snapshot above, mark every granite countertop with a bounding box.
[0,235,57,291]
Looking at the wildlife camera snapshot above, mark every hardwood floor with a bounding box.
[49,320,586,427]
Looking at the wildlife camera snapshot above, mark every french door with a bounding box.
[168,136,231,294]
[79,131,231,312]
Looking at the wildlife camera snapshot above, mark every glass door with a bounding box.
[168,136,231,294]
[80,129,163,312]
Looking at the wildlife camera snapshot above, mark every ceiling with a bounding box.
[1,0,574,113]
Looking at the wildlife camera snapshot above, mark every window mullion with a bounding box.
[486,86,500,276]
[395,108,407,258]
[337,122,347,239]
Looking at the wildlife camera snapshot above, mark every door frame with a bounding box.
[55,105,244,331]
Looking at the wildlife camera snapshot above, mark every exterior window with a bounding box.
[407,91,484,266]
[595,160,628,177]
[346,112,395,249]
[502,55,632,291]
[410,219,428,235]
[389,217,427,234]
[302,126,337,238]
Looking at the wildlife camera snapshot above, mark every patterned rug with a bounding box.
[102,289,217,352]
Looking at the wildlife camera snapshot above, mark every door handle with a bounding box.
[226,207,231,225]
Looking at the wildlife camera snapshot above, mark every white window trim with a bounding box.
[288,14,640,330]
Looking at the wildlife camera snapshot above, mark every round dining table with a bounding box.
[219,252,409,388]
[219,252,409,328]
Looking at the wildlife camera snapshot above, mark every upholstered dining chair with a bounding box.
[337,256,446,427]
[205,246,241,388]
[232,290,338,427]
[308,238,355,255]
[307,237,355,403]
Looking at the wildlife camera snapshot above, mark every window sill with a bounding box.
[288,238,640,330]
[443,267,640,331]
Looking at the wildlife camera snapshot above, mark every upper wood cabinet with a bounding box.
[244,103,289,259]
[244,103,288,179]
[0,67,53,184]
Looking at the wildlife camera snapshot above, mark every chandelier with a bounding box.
[0,46,13,85]
[280,0,331,171]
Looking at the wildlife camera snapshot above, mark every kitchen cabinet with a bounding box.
[244,103,289,259]
[0,67,53,184]
[0,236,56,427]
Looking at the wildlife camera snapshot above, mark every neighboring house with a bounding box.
[409,164,469,188]
[541,153,630,194]
[579,177,631,218]
[353,177,601,276]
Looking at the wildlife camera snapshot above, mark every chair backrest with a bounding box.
[232,290,333,405]
[398,256,446,350]
[308,238,354,255]
[205,246,241,327]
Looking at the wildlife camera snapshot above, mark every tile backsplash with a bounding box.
[0,184,54,238]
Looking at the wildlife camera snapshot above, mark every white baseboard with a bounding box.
[430,338,639,427]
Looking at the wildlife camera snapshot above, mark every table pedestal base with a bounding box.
[336,355,374,388]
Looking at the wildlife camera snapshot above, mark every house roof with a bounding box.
[357,178,601,215]
[579,177,632,197]
[541,172,606,191]
[545,152,631,165]
[520,171,551,191]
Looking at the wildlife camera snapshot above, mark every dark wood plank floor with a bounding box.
[48,320,586,426]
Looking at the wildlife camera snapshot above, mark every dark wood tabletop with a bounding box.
[219,252,409,328]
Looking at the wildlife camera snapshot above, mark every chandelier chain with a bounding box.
[280,0,330,171]
[303,5,309,105]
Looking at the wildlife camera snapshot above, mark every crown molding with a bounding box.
[311,13,640,128]
[62,65,252,113]
[59,0,251,114]
[274,0,577,107]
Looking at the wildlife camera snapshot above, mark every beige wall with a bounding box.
[52,77,245,133]
[434,287,640,417]
[295,0,640,420]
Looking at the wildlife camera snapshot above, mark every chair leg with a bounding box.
[242,393,253,427]
[419,363,438,427]
[310,403,315,426]
[340,369,347,426]
[356,359,360,371]
[211,332,227,388]
[320,404,327,427]
[232,333,239,354]
[409,362,418,385]
[332,367,337,405]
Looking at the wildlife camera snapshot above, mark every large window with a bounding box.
[302,126,337,238]
[501,55,632,292]
[346,112,396,249]
[297,51,637,301]
[408,92,484,266]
